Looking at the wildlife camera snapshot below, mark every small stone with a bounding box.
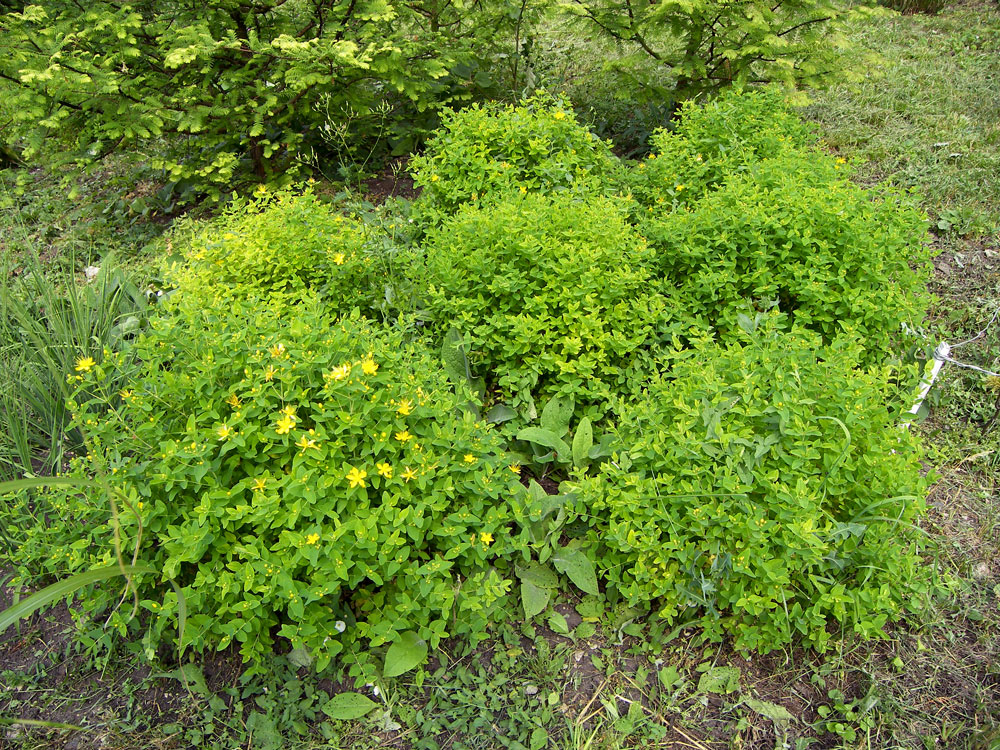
[524,684,539,696]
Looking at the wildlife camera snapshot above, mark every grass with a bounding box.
[804,1,1000,236]
[3,2,1000,748]
[0,159,172,271]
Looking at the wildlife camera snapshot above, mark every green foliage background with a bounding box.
[0,0,529,194]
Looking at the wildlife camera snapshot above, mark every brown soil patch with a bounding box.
[362,158,421,204]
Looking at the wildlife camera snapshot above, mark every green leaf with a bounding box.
[486,404,517,424]
[575,622,596,638]
[321,692,378,720]
[697,666,741,695]
[0,477,94,495]
[540,396,574,436]
[151,663,210,696]
[0,564,155,634]
[530,727,548,750]
[515,427,570,459]
[441,328,470,386]
[575,596,604,620]
[247,711,282,750]
[548,611,570,635]
[287,647,313,668]
[383,631,427,677]
[744,698,796,724]
[552,547,599,596]
[516,562,559,589]
[521,580,550,620]
[571,417,593,468]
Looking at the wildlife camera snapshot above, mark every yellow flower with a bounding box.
[216,424,234,440]
[430,174,440,182]
[327,363,351,382]
[269,343,286,358]
[120,389,134,400]
[74,355,96,373]
[519,185,528,194]
[306,533,320,546]
[264,365,277,382]
[395,430,412,442]
[552,111,566,121]
[296,435,319,452]
[361,356,378,376]
[346,466,368,488]
[464,454,476,464]
[695,153,703,162]
[836,157,847,165]
[276,414,296,435]
[508,463,521,475]
[376,462,393,479]
[401,466,417,482]
[396,399,414,416]
[281,404,297,418]
[675,184,685,192]
[480,532,494,546]
[251,478,267,492]
[225,393,241,408]
[332,253,345,265]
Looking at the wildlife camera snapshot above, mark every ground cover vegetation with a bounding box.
[2,0,1000,747]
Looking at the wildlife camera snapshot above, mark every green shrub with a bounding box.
[60,295,526,676]
[570,317,933,652]
[626,87,818,208]
[170,188,390,317]
[409,94,621,221]
[417,192,684,414]
[641,151,931,358]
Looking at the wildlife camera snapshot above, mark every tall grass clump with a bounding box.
[0,252,150,480]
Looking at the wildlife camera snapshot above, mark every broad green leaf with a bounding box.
[530,726,548,750]
[548,611,569,635]
[553,547,599,596]
[744,698,796,724]
[486,404,517,424]
[540,396,574,436]
[441,328,470,385]
[383,631,427,677]
[516,562,559,589]
[571,417,593,467]
[521,580,550,620]
[516,427,570,459]
[575,596,604,620]
[247,711,282,750]
[527,479,548,503]
[697,666,741,695]
[321,692,378,720]
[287,647,313,668]
[0,564,155,634]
